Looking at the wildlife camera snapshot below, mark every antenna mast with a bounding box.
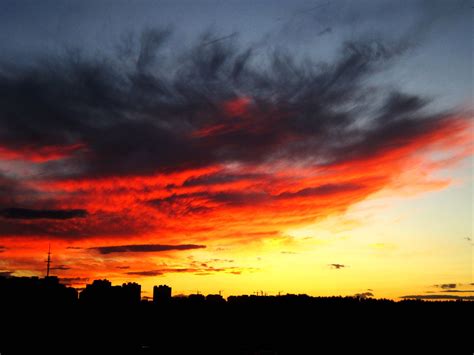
[46,244,51,277]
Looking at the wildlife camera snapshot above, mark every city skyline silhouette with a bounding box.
[0,273,472,354]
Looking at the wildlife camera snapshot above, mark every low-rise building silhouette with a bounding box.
[80,279,141,305]
[79,279,112,304]
[153,284,171,303]
[0,275,77,306]
[206,294,225,304]
[121,282,141,304]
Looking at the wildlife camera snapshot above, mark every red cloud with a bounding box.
[1,115,469,241]
[0,143,84,162]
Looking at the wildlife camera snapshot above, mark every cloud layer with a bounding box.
[0,208,87,220]
[0,30,469,240]
[0,28,470,284]
[92,244,206,255]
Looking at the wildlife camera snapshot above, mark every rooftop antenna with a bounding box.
[46,244,51,277]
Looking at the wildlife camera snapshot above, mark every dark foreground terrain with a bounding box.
[0,276,472,354]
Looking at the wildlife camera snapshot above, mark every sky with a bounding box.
[0,0,472,300]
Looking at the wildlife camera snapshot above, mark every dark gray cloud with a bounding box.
[59,277,90,286]
[439,290,474,293]
[434,283,457,290]
[149,182,366,215]
[354,292,374,298]
[0,210,150,238]
[277,183,362,199]
[0,208,88,220]
[50,265,71,271]
[401,295,474,301]
[182,172,266,187]
[126,270,163,277]
[0,172,40,206]
[126,268,199,276]
[329,263,347,269]
[92,243,206,255]
[126,265,247,277]
[0,173,18,205]
[149,191,269,212]
[0,271,14,277]
[429,281,474,293]
[0,29,455,180]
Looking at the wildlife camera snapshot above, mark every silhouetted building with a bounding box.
[80,279,141,305]
[122,282,141,303]
[187,293,206,304]
[80,279,112,304]
[153,284,171,303]
[206,294,225,304]
[0,275,77,306]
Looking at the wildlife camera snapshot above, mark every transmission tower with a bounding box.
[46,244,51,277]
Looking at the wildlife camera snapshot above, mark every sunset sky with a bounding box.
[0,0,472,300]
